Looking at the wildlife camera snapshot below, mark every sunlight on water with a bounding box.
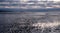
[0,12,60,33]
[32,22,60,29]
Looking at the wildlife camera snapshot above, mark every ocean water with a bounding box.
[0,12,60,33]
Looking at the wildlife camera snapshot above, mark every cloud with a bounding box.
[0,0,5,2]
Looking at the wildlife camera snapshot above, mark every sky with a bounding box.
[22,0,60,1]
[0,0,60,2]
[53,0,60,1]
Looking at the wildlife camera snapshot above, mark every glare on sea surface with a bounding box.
[32,22,60,29]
